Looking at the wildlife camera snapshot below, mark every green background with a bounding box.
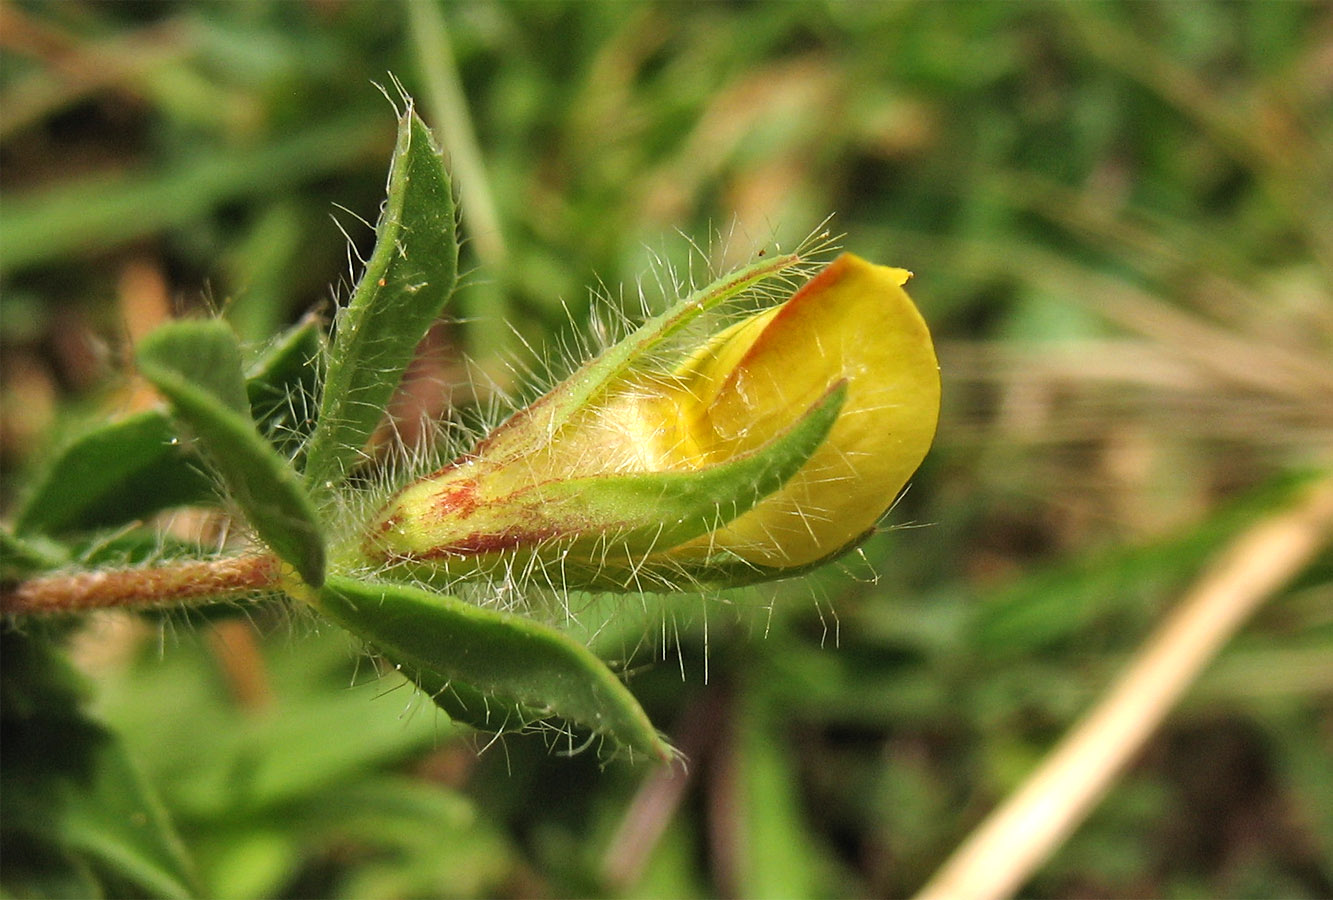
[2,2,1331,897]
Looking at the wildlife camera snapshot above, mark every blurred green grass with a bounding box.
[2,1,1331,897]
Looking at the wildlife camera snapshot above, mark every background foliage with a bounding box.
[2,1,1332,897]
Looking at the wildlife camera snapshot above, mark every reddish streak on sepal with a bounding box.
[430,479,481,520]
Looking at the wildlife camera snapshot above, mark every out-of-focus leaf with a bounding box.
[303,107,458,496]
[731,685,837,899]
[0,114,384,275]
[225,203,308,344]
[1261,708,1333,882]
[95,628,448,823]
[315,575,671,763]
[70,532,206,571]
[622,816,711,900]
[294,775,514,900]
[0,835,104,899]
[0,630,202,900]
[12,411,215,536]
[972,474,1313,657]
[137,320,325,586]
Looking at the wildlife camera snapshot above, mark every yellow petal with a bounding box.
[677,252,940,567]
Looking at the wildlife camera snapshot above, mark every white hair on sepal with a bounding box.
[316,225,855,658]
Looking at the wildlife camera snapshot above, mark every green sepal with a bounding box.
[481,251,807,462]
[314,575,672,763]
[372,383,846,592]
[303,107,458,496]
[656,523,881,591]
[539,381,846,555]
[136,320,326,587]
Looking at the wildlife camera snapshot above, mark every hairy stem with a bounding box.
[1,553,283,616]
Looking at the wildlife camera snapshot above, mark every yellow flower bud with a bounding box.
[669,253,940,568]
[363,252,939,590]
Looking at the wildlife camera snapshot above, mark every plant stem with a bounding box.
[914,472,1333,900]
[1,553,283,616]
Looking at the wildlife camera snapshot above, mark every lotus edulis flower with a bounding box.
[364,251,940,591]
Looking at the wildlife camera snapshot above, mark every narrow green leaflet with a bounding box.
[0,837,102,900]
[403,663,549,737]
[0,631,202,900]
[145,321,251,416]
[60,736,202,900]
[137,320,325,587]
[294,776,515,899]
[13,411,215,536]
[315,576,672,763]
[246,315,325,458]
[303,107,458,496]
[12,326,326,538]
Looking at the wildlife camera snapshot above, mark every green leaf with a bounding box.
[303,107,458,496]
[144,321,252,416]
[60,737,202,900]
[13,411,216,536]
[399,664,550,737]
[245,315,324,460]
[292,775,514,900]
[137,320,325,587]
[14,319,325,539]
[0,835,104,899]
[314,575,671,763]
[663,526,878,590]
[1,630,202,900]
